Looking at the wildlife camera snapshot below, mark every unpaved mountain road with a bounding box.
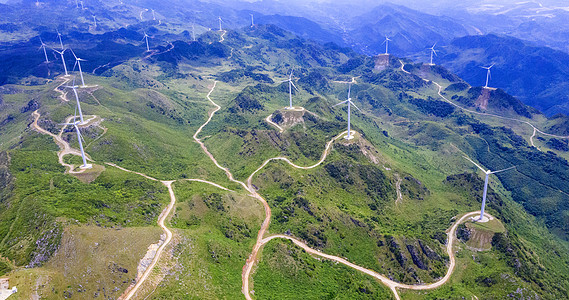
[399,60,569,142]
[32,72,505,300]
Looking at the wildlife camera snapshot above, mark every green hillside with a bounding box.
[0,24,568,299]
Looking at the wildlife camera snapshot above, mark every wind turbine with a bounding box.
[140,8,148,21]
[218,16,223,31]
[382,36,391,55]
[151,9,156,20]
[53,48,68,76]
[65,78,85,124]
[279,70,299,109]
[429,43,438,65]
[250,14,254,27]
[92,15,97,28]
[482,64,494,88]
[333,83,361,140]
[80,0,84,10]
[60,108,91,169]
[39,38,49,63]
[192,24,196,41]
[464,156,515,221]
[70,49,86,87]
[56,30,64,50]
[142,32,150,51]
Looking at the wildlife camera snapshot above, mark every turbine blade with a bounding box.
[290,81,300,92]
[78,127,87,144]
[332,99,350,107]
[463,156,486,172]
[349,100,362,112]
[490,166,516,174]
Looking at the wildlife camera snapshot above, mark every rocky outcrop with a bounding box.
[418,240,442,261]
[27,226,62,268]
[388,236,406,268]
[457,224,471,242]
[406,244,428,270]
[20,99,39,114]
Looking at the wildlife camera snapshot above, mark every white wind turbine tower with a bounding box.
[65,78,85,124]
[80,1,84,10]
[333,83,361,140]
[218,16,223,31]
[151,9,156,20]
[482,64,494,88]
[279,70,299,109]
[250,14,254,27]
[192,24,196,41]
[60,108,91,169]
[429,43,438,65]
[382,36,391,55]
[92,15,97,28]
[142,32,150,51]
[53,48,69,76]
[39,38,49,63]
[56,30,64,50]
[464,156,515,221]
[71,49,87,87]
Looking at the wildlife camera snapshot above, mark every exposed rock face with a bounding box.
[388,236,406,268]
[374,55,390,71]
[419,240,442,261]
[20,99,39,113]
[406,244,428,270]
[476,88,491,110]
[457,224,471,242]
[27,226,63,268]
[0,152,13,203]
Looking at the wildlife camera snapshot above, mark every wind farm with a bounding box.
[0,2,568,300]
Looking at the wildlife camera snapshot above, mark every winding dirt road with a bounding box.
[399,60,569,141]
[194,82,486,300]
[264,114,283,133]
[31,110,93,174]
[256,211,491,300]
[121,180,176,300]
[31,70,517,299]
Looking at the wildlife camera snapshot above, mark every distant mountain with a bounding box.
[345,4,470,56]
[432,34,569,116]
[255,14,345,46]
[442,1,569,54]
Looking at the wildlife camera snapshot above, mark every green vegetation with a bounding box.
[253,240,395,299]
[149,180,264,299]
[0,23,568,299]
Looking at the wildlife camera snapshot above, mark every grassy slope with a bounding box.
[0,24,568,299]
